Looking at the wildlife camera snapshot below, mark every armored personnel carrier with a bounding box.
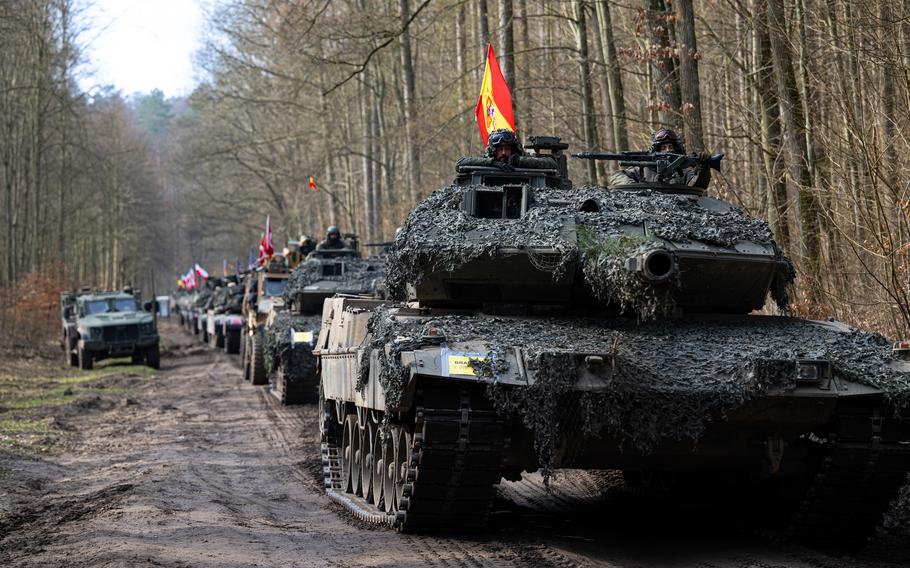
[241,258,290,385]
[314,135,910,545]
[206,278,243,351]
[263,235,385,404]
[61,288,160,370]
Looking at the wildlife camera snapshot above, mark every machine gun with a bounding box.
[572,151,724,184]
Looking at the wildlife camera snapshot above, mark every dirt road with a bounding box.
[1,322,906,567]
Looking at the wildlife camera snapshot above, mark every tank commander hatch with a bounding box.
[456,129,559,172]
[608,128,712,189]
[316,226,348,251]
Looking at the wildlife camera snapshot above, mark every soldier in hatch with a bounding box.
[456,129,559,172]
[299,235,317,256]
[316,226,347,251]
[608,128,712,189]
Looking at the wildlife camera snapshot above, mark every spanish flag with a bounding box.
[474,44,515,146]
[309,175,317,191]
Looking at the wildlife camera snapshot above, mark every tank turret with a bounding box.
[389,136,792,318]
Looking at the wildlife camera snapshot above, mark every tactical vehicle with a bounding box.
[61,288,160,370]
[205,279,241,350]
[263,236,384,404]
[314,135,910,546]
[219,281,245,353]
[241,258,289,385]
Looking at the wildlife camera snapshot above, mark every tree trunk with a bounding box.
[642,0,680,128]
[673,0,704,151]
[593,0,627,149]
[399,0,421,204]
[767,0,821,284]
[574,1,600,184]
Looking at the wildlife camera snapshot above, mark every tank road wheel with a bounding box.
[382,426,403,513]
[394,427,412,513]
[351,417,363,496]
[146,344,161,370]
[250,330,267,385]
[78,346,93,370]
[341,414,359,494]
[360,416,375,502]
[371,425,385,509]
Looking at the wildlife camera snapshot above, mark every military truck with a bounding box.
[61,288,160,370]
[263,236,385,404]
[241,257,290,385]
[314,135,910,546]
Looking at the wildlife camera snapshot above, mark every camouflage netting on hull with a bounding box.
[283,257,386,303]
[263,312,321,378]
[386,184,794,316]
[358,308,910,477]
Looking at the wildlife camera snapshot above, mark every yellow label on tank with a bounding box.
[293,331,313,344]
[447,355,485,376]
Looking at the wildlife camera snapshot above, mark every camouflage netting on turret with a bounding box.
[263,312,321,378]
[386,184,794,317]
[357,307,910,478]
[283,257,386,303]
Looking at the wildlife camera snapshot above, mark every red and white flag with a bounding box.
[195,263,209,280]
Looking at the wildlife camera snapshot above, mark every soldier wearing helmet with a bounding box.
[317,226,347,251]
[609,128,712,189]
[456,129,558,172]
[299,235,317,256]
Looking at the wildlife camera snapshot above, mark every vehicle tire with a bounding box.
[214,331,224,349]
[78,346,93,370]
[202,328,209,344]
[65,332,79,367]
[225,331,240,354]
[250,329,267,385]
[241,334,250,381]
[146,344,161,370]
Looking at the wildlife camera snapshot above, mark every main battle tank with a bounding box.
[263,237,385,404]
[314,135,910,545]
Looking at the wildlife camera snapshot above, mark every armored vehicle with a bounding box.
[314,135,910,546]
[263,237,385,404]
[220,281,245,354]
[61,289,160,370]
[241,258,290,385]
[206,279,243,350]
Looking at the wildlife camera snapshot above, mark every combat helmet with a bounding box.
[650,128,685,154]
[484,129,524,158]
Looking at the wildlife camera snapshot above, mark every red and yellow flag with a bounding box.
[474,44,515,145]
[309,175,317,191]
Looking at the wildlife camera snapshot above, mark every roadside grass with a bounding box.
[0,358,155,455]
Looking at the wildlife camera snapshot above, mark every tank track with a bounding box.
[789,406,910,548]
[321,382,508,532]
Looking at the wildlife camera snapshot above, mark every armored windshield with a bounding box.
[83,297,139,314]
[113,298,139,312]
[84,300,110,314]
[264,278,287,297]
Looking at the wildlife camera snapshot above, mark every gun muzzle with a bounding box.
[625,249,676,283]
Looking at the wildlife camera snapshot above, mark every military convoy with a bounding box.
[310,135,910,546]
[61,288,160,370]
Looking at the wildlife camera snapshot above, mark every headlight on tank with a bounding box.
[796,360,832,387]
[90,327,102,340]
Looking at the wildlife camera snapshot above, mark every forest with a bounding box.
[0,0,908,339]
